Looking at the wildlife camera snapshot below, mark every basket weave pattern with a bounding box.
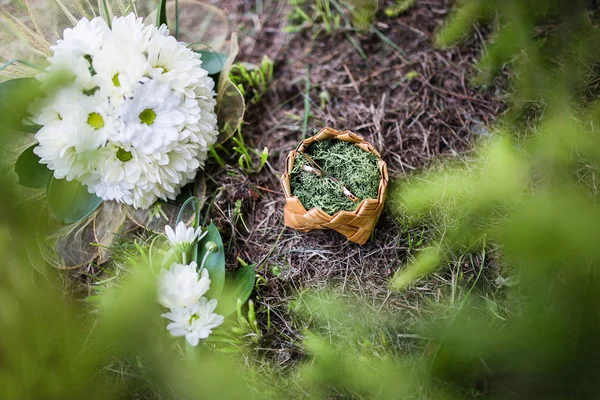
[281,127,389,245]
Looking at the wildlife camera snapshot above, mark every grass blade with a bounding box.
[156,0,167,28]
[175,0,179,39]
[302,66,311,139]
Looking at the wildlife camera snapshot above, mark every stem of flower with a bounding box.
[182,251,187,265]
[176,196,203,265]
[192,208,201,265]
[199,248,211,271]
[185,342,197,360]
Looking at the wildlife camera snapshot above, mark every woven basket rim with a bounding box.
[281,194,380,219]
[282,127,389,219]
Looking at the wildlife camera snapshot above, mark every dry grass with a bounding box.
[196,0,507,365]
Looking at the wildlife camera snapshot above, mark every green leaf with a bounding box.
[156,0,168,28]
[47,178,102,224]
[216,265,256,317]
[259,147,269,169]
[175,0,180,39]
[0,78,42,133]
[15,145,51,189]
[196,51,227,76]
[198,222,225,298]
[101,0,111,27]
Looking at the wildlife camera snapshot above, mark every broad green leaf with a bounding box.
[198,222,225,298]
[15,145,51,188]
[0,78,42,133]
[216,264,256,317]
[47,178,102,225]
[156,0,168,28]
[196,51,227,76]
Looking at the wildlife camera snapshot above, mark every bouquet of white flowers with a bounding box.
[1,0,245,269]
[3,0,245,224]
[32,13,219,209]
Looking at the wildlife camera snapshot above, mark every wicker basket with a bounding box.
[280,127,389,245]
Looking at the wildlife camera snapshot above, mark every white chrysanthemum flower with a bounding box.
[33,124,76,180]
[90,180,134,204]
[165,221,207,253]
[147,33,208,95]
[161,298,224,346]
[158,262,211,309]
[51,16,110,57]
[93,42,149,102]
[31,13,219,209]
[118,79,186,153]
[110,13,154,52]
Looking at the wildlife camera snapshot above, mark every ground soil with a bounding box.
[200,0,505,362]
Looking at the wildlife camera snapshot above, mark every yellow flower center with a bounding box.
[139,108,156,125]
[87,113,104,129]
[116,148,133,162]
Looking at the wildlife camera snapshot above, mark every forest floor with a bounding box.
[43,0,508,371]
[194,0,506,366]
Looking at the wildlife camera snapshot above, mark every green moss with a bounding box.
[290,139,381,215]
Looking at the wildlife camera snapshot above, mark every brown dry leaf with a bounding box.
[215,33,245,143]
[216,77,246,143]
[195,173,207,211]
[51,213,98,269]
[43,201,126,269]
[93,201,126,264]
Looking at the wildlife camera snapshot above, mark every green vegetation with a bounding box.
[209,127,269,174]
[384,0,416,17]
[286,0,342,35]
[285,0,381,35]
[229,56,274,105]
[291,139,381,214]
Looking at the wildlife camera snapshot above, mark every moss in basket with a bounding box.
[290,140,381,215]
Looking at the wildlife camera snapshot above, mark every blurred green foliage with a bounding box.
[437,0,600,117]
[384,0,415,18]
[0,167,256,398]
